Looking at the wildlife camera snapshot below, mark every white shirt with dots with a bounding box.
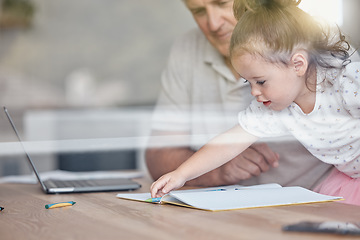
[238,62,360,178]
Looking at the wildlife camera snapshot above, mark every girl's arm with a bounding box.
[150,125,259,197]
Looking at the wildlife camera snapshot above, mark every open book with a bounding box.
[116,183,343,211]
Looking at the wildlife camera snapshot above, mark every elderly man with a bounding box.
[145,0,332,188]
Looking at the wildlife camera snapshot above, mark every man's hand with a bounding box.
[218,142,280,184]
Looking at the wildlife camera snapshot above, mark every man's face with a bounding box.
[185,0,237,58]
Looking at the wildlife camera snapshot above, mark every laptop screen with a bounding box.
[3,106,48,192]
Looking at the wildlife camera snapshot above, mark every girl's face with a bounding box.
[231,52,313,112]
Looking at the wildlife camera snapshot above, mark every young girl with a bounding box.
[150,0,360,205]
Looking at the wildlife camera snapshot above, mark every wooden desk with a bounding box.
[1,179,360,240]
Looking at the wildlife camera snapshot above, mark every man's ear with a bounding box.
[291,51,308,76]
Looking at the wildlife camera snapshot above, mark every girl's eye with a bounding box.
[243,79,248,84]
[256,81,266,85]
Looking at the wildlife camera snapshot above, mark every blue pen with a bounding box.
[145,197,162,203]
[206,188,226,192]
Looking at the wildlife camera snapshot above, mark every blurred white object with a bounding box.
[65,68,96,107]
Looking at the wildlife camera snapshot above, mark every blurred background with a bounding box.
[0,0,359,177]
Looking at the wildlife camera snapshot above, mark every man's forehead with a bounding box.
[185,0,231,8]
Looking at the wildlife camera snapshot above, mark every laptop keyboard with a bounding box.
[47,178,124,188]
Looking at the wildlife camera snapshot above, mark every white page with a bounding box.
[117,192,152,202]
[169,186,342,211]
[116,183,282,202]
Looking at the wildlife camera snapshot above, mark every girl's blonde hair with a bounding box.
[230,0,350,76]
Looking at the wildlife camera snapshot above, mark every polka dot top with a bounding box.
[238,62,360,178]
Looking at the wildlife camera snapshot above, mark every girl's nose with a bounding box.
[251,87,261,97]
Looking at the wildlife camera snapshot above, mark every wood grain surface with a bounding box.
[1,178,360,240]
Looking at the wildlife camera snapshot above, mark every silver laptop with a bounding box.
[4,106,141,194]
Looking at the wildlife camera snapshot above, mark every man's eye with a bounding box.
[192,8,206,16]
[218,1,231,6]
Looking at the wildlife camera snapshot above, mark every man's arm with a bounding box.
[145,130,279,187]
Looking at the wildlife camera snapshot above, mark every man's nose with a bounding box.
[207,8,223,32]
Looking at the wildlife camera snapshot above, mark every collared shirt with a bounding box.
[151,28,251,148]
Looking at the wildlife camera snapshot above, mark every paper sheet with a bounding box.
[116,184,343,211]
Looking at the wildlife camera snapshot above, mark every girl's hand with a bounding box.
[150,170,186,198]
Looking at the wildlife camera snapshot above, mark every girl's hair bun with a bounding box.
[233,0,301,20]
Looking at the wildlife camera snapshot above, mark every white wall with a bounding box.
[342,0,360,49]
[0,0,196,176]
[0,0,196,109]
